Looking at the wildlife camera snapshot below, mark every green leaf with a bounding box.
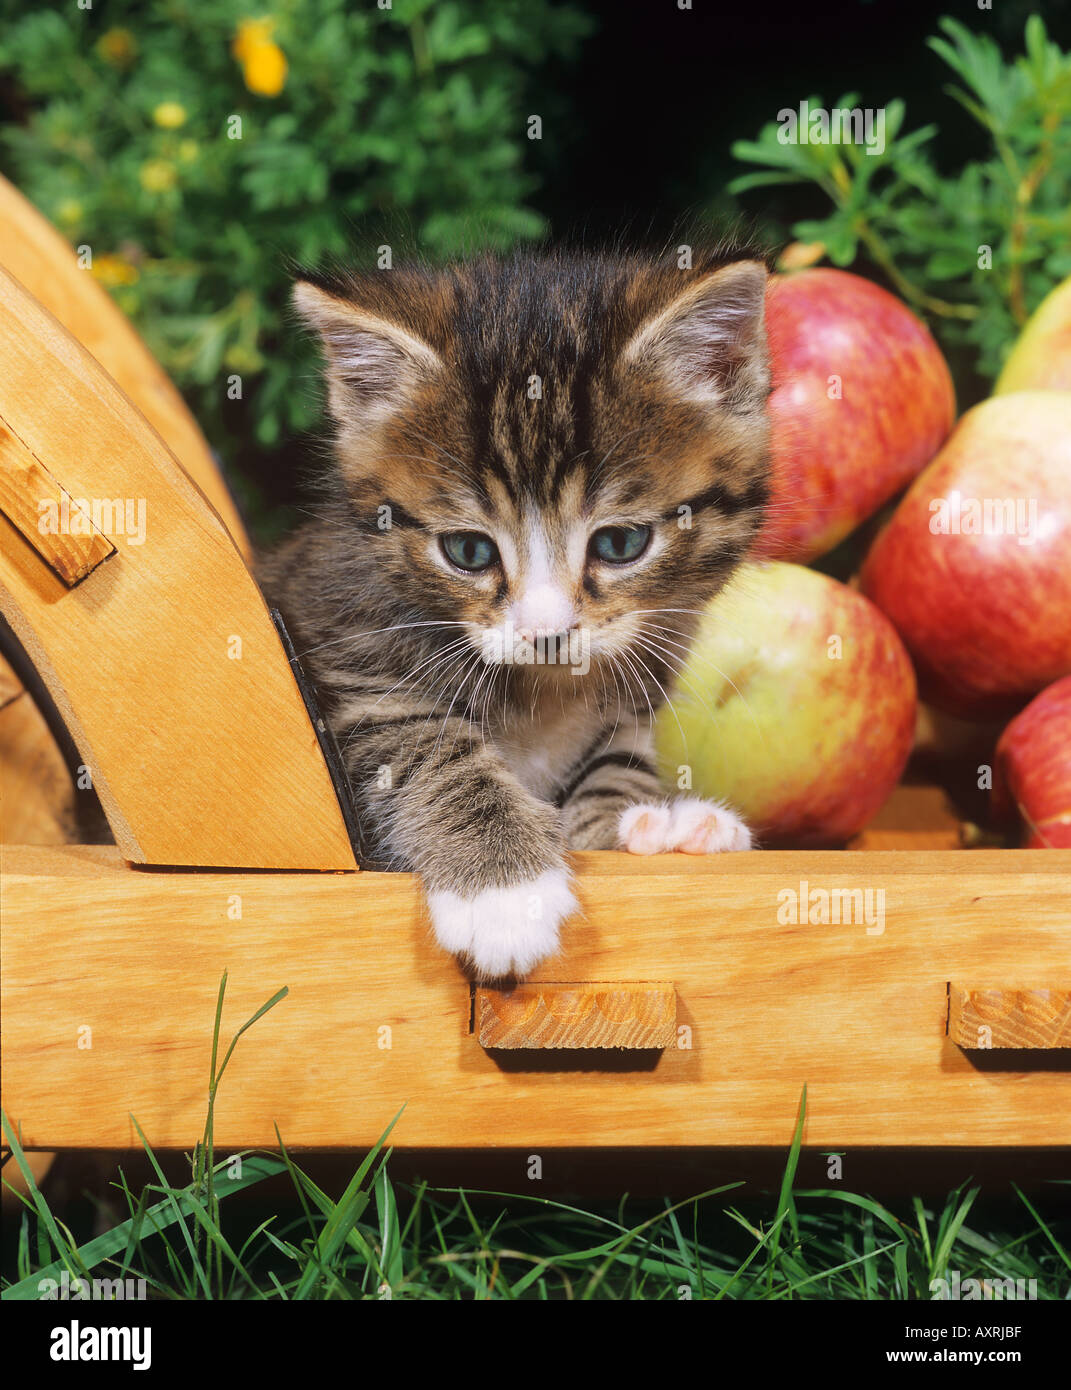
[924,248,973,279]
[728,170,812,194]
[730,136,813,171]
[795,216,858,265]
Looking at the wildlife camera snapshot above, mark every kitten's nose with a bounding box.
[511,584,576,642]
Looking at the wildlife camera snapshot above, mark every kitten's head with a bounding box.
[294,246,770,689]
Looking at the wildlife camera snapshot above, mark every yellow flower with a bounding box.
[243,43,287,96]
[153,101,187,130]
[233,17,276,61]
[57,199,84,227]
[91,254,140,288]
[139,159,177,193]
[97,28,137,67]
[778,241,827,271]
[232,18,288,97]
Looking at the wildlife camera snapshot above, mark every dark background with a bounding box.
[527,0,1063,241]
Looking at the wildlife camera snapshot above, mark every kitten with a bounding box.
[259,246,771,980]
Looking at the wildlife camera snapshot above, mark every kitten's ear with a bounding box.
[292,280,443,426]
[622,260,769,415]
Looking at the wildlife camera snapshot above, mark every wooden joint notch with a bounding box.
[948,984,1071,1049]
[475,981,676,1050]
[0,418,115,585]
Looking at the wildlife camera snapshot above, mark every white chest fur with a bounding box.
[492,689,653,802]
[492,693,607,801]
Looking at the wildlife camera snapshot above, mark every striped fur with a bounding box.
[259,245,771,979]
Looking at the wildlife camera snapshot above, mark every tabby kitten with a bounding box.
[260,246,771,980]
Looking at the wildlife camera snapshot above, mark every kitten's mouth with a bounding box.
[475,622,593,678]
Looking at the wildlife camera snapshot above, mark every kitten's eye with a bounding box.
[589,524,652,565]
[440,531,499,573]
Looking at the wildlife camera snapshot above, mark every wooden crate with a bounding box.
[3,834,1069,1152]
[1,190,1068,1160]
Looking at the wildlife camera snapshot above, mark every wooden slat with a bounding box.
[3,845,1069,1150]
[0,420,114,584]
[848,783,964,851]
[949,985,1071,1049]
[0,1151,56,1212]
[0,686,77,847]
[0,175,250,559]
[0,653,69,1204]
[477,982,676,1049]
[0,268,356,869]
[0,653,21,708]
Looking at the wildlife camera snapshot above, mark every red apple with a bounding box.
[860,392,1071,720]
[993,675,1071,847]
[759,268,956,562]
[652,562,917,845]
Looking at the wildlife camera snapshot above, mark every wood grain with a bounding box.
[3,845,1069,1150]
[476,983,676,1049]
[0,654,21,709]
[0,682,77,847]
[0,268,356,869]
[0,175,250,558]
[0,419,114,584]
[848,783,965,851]
[0,1151,56,1212]
[0,654,70,1202]
[949,985,1071,1049]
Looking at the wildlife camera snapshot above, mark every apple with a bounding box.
[994,275,1071,396]
[758,268,956,562]
[992,675,1071,848]
[860,392,1071,720]
[653,561,916,845]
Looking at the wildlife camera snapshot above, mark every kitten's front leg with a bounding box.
[559,720,753,854]
[557,720,667,850]
[345,716,576,980]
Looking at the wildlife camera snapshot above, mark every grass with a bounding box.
[2,974,1068,1301]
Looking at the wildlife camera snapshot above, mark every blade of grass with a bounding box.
[276,1160,379,1268]
[198,974,289,1294]
[3,1152,284,1301]
[292,1105,405,1300]
[767,1083,807,1295]
[0,1110,85,1286]
[932,1186,981,1278]
[913,1195,933,1269]
[776,1239,904,1299]
[1014,1184,1071,1277]
[182,1198,264,1299]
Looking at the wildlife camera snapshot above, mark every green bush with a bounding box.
[730,16,1071,384]
[0,0,591,528]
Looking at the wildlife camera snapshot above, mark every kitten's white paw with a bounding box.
[618,798,752,855]
[667,797,753,852]
[426,868,578,980]
[617,802,674,855]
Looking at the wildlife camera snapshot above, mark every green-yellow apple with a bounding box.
[994,275,1071,395]
[860,392,1071,719]
[758,268,955,563]
[653,561,916,845]
[992,675,1071,848]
